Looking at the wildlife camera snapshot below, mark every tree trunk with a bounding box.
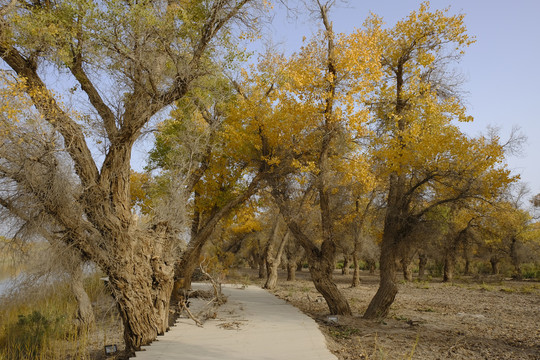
[367,259,376,274]
[264,232,289,290]
[401,256,413,282]
[286,262,296,281]
[308,251,351,315]
[490,256,500,275]
[285,241,301,281]
[351,254,360,287]
[418,252,427,280]
[110,270,173,351]
[443,252,455,282]
[463,243,471,275]
[107,228,175,353]
[342,255,350,275]
[248,254,257,270]
[364,237,398,319]
[175,244,204,292]
[258,255,266,279]
[510,238,522,280]
[274,208,352,316]
[70,265,95,331]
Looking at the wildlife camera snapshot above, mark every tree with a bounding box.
[262,210,289,289]
[231,1,382,315]
[147,79,264,303]
[0,73,95,330]
[363,3,515,319]
[0,0,263,351]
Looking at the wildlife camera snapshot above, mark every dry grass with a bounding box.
[0,273,124,360]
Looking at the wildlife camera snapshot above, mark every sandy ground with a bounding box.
[262,269,540,360]
[82,268,539,359]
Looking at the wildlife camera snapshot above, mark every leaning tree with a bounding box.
[0,0,263,352]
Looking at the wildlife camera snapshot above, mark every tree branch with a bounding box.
[0,44,99,187]
[70,54,118,140]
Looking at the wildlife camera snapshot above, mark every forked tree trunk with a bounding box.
[264,232,289,290]
[417,252,427,280]
[273,204,352,316]
[307,246,351,315]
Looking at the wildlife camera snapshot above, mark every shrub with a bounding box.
[0,310,64,360]
[521,263,540,280]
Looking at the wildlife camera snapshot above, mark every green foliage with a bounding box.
[0,310,64,360]
[0,273,113,359]
[521,263,540,279]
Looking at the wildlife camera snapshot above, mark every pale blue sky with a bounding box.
[266,0,540,195]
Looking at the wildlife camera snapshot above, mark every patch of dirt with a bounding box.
[237,269,540,360]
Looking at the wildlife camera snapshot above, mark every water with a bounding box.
[0,279,10,297]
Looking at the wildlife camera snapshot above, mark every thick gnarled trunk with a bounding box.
[101,226,175,353]
[110,265,174,351]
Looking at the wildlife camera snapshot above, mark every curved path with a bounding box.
[133,284,337,360]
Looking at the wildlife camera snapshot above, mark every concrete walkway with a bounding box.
[133,284,337,360]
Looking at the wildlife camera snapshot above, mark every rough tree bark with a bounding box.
[0,1,257,352]
[272,200,352,315]
[364,173,405,319]
[71,264,96,330]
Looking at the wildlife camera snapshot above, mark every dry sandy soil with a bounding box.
[83,268,539,359]
[238,269,540,360]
